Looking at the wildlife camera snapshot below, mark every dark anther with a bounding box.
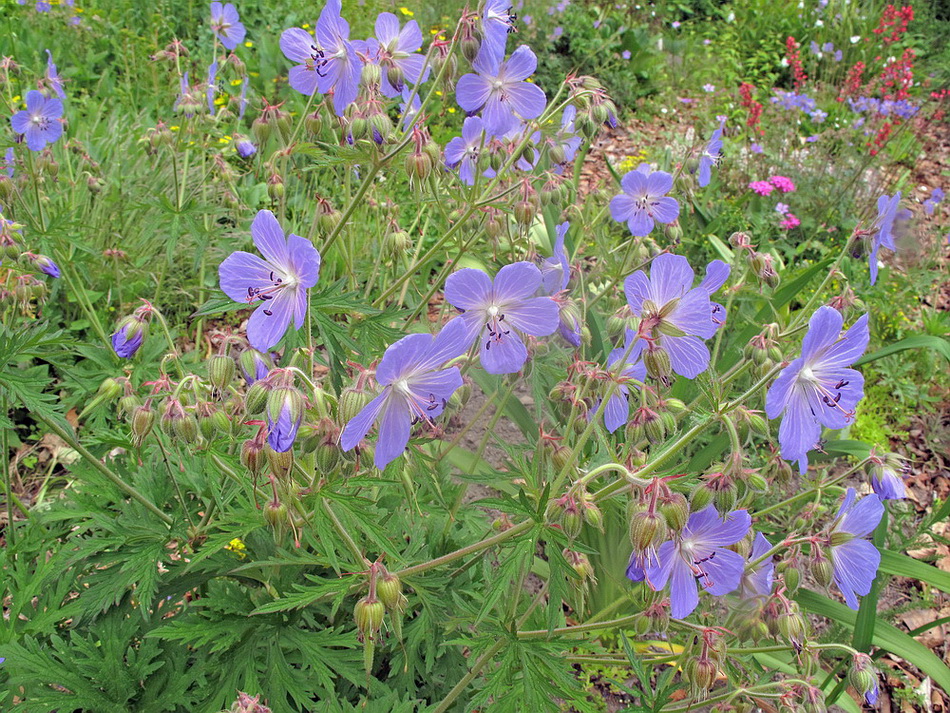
[263,309,273,316]
[834,379,849,389]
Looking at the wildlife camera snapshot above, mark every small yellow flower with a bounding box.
[249,71,260,77]
[435,90,443,96]
[170,125,180,131]
[399,7,414,16]
[302,23,310,29]
[219,135,232,144]
[447,107,456,113]
[225,538,247,559]
[430,28,440,35]
[12,95,20,104]
[230,78,243,86]
[244,41,253,48]
[214,96,226,106]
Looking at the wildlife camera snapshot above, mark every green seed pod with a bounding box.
[263,500,288,527]
[251,116,271,144]
[131,405,156,446]
[119,394,142,417]
[244,381,269,415]
[265,444,293,475]
[305,110,323,135]
[561,508,584,540]
[583,502,604,532]
[847,655,878,705]
[460,37,480,63]
[384,230,412,258]
[690,484,714,512]
[98,377,123,400]
[175,411,200,443]
[199,412,218,440]
[783,563,801,593]
[629,510,667,553]
[643,346,672,382]
[810,553,834,588]
[404,151,432,181]
[377,573,407,612]
[777,610,806,646]
[339,387,372,424]
[241,438,264,476]
[361,62,382,86]
[692,658,718,693]
[315,442,341,473]
[746,471,768,491]
[659,492,689,532]
[513,200,536,226]
[354,596,386,641]
[713,483,737,513]
[208,354,236,393]
[643,411,666,444]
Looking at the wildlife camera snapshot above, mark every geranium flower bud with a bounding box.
[404,151,432,181]
[119,394,141,417]
[209,354,237,393]
[97,377,123,400]
[643,345,672,381]
[131,405,156,446]
[461,36,480,63]
[810,552,834,588]
[513,200,536,226]
[239,348,273,385]
[265,444,293,475]
[241,438,264,475]
[338,386,372,424]
[377,573,407,612]
[383,230,411,258]
[629,509,667,553]
[266,173,284,201]
[659,492,689,532]
[563,549,595,583]
[777,609,807,649]
[691,658,718,694]
[263,500,288,528]
[848,653,879,704]
[354,596,385,642]
[244,381,270,415]
[583,502,604,532]
[174,410,200,443]
[689,483,713,511]
[112,314,149,358]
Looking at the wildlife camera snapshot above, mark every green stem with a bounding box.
[395,519,533,579]
[29,411,173,526]
[322,497,369,568]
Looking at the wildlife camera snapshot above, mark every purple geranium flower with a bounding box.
[280,0,361,116]
[11,90,64,152]
[45,50,66,99]
[266,387,304,452]
[218,210,321,351]
[238,77,249,119]
[27,253,60,277]
[239,348,274,384]
[2,148,13,178]
[444,116,485,186]
[445,261,559,374]
[623,254,730,379]
[632,506,751,619]
[549,105,582,170]
[210,2,246,51]
[540,222,582,346]
[455,45,547,137]
[829,488,883,609]
[112,314,148,358]
[599,330,646,432]
[340,318,469,469]
[369,12,427,97]
[697,126,723,188]
[923,187,943,216]
[741,532,775,598]
[235,135,256,158]
[610,164,680,236]
[206,61,219,113]
[766,306,869,473]
[478,0,518,69]
[870,462,908,500]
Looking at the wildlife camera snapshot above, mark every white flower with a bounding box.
[726,11,735,21]
[850,35,861,44]
[815,19,824,26]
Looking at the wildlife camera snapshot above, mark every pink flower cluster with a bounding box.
[780,213,801,229]
[769,175,796,193]
[749,176,797,197]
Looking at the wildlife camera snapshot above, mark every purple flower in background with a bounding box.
[751,142,763,154]
[540,221,571,294]
[445,262,559,374]
[369,12,427,97]
[741,532,775,598]
[549,105,582,169]
[444,116,485,186]
[45,50,65,99]
[478,0,518,69]
[266,387,303,452]
[868,192,901,285]
[697,125,723,187]
[599,330,646,432]
[923,187,944,216]
[552,26,563,38]
[210,2,246,51]
[638,506,752,619]
[11,90,64,152]
[206,61,219,113]
[775,202,790,214]
[702,83,715,92]
[610,164,680,236]
[622,50,632,60]
[27,253,60,277]
[822,41,834,52]
[2,148,13,178]
[870,462,908,500]
[671,21,681,29]
[766,306,869,473]
[624,254,730,379]
[218,210,321,351]
[834,49,843,61]
[235,135,256,158]
[280,0,361,115]
[829,488,883,609]
[238,77,249,118]
[36,0,50,9]
[340,319,469,469]
[455,45,547,136]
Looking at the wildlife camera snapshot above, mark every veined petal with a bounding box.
[645,540,677,590]
[374,394,413,469]
[287,233,321,288]
[801,306,843,363]
[651,196,680,224]
[374,11,400,44]
[627,210,654,237]
[480,327,528,374]
[838,492,884,538]
[494,261,543,302]
[455,73,491,113]
[610,193,637,225]
[251,210,289,267]
[821,313,869,366]
[620,169,647,195]
[603,391,629,433]
[765,358,804,419]
[340,390,389,451]
[445,267,492,311]
[832,538,880,609]
[376,333,435,384]
[418,318,473,370]
[700,548,745,596]
[645,170,674,197]
[667,288,715,338]
[503,296,559,337]
[778,389,821,474]
[505,81,547,121]
[288,65,319,96]
[407,368,463,417]
[281,27,316,63]
[668,558,701,619]
[662,334,710,379]
[687,507,751,547]
[624,270,651,315]
[219,251,275,303]
[247,290,296,351]
[482,95,517,136]
[649,253,694,304]
[699,260,731,295]
[503,45,538,81]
